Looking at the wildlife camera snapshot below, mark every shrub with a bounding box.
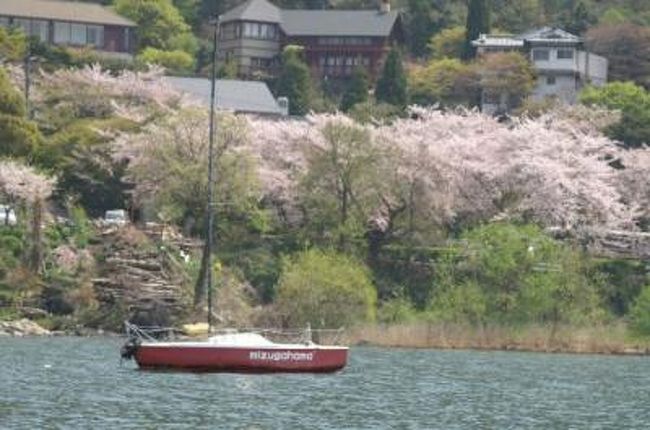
[430,223,604,325]
[274,249,376,329]
[137,48,194,73]
[377,297,419,323]
[629,285,650,336]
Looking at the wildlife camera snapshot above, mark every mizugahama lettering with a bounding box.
[249,350,314,361]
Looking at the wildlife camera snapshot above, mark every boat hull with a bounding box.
[134,345,348,373]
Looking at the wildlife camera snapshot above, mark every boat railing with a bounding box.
[124,321,183,341]
[124,321,346,345]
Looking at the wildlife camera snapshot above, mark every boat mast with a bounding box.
[207,14,220,333]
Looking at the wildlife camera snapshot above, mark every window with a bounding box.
[557,49,574,59]
[13,19,48,42]
[532,49,549,61]
[546,76,556,85]
[124,28,130,51]
[52,22,105,47]
[13,18,31,35]
[53,21,70,44]
[70,24,87,44]
[0,17,9,27]
[318,36,372,46]
[264,24,276,39]
[31,20,49,42]
[242,22,276,40]
[250,57,270,68]
[87,25,104,47]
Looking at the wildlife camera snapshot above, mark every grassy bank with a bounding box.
[340,322,650,355]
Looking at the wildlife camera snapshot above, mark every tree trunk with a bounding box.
[194,240,209,307]
[27,199,43,274]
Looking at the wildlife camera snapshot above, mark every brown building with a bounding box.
[0,0,136,58]
[218,0,402,79]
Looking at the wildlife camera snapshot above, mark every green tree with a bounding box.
[301,120,387,249]
[407,0,435,58]
[409,58,479,106]
[491,0,540,34]
[43,125,129,217]
[217,57,238,79]
[0,68,41,158]
[172,0,201,29]
[114,0,195,52]
[340,67,369,112]
[136,47,195,72]
[629,285,650,336]
[275,249,377,329]
[376,48,408,109]
[580,81,650,148]
[275,46,313,116]
[462,0,490,60]
[430,223,603,325]
[564,0,593,35]
[0,27,26,61]
[428,26,466,59]
[477,52,536,112]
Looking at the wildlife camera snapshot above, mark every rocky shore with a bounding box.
[0,319,118,337]
[0,319,51,337]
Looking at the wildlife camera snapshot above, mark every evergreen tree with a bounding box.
[340,67,369,112]
[407,0,434,58]
[462,0,490,60]
[0,69,41,158]
[565,1,592,35]
[375,48,408,109]
[408,0,454,58]
[276,46,313,116]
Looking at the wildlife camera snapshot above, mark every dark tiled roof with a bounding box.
[221,0,399,37]
[281,10,399,37]
[221,0,281,23]
[165,77,285,116]
[0,0,136,27]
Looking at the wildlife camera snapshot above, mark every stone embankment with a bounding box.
[91,226,193,329]
[0,319,50,337]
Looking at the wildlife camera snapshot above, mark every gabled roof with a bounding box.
[220,0,399,37]
[221,0,282,24]
[165,77,286,116]
[280,10,399,37]
[518,27,581,44]
[0,0,136,27]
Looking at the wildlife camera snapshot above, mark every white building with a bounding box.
[472,27,608,114]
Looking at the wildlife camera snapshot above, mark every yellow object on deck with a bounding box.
[182,322,209,336]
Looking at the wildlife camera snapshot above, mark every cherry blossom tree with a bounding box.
[35,64,195,128]
[0,160,55,272]
[248,108,645,236]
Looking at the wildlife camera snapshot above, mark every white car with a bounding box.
[0,205,17,226]
[104,209,128,226]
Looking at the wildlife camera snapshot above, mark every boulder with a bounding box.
[0,319,50,336]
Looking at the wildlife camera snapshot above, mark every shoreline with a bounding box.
[4,319,650,357]
[340,322,650,356]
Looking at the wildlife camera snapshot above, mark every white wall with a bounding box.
[532,74,578,103]
[578,51,608,86]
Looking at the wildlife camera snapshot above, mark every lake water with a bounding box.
[1,337,649,429]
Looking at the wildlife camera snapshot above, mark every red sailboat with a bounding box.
[120,17,348,373]
[121,325,348,373]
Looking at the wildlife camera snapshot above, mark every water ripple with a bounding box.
[1,338,650,429]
